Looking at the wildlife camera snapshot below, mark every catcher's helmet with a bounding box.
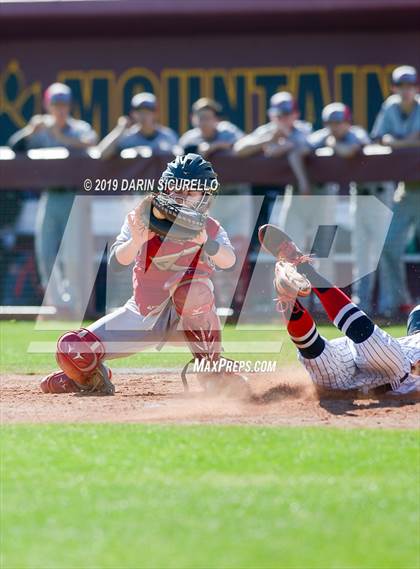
[159,153,219,212]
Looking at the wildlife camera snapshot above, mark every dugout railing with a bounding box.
[1,146,419,188]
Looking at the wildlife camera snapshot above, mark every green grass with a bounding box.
[0,320,407,374]
[1,425,419,569]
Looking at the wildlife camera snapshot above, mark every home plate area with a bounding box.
[1,367,419,428]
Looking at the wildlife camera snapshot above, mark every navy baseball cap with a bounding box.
[392,65,418,86]
[322,102,352,123]
[44,83,72,106]
[131,92,157,111]
[407,305,420,336]
[269,92,297,116]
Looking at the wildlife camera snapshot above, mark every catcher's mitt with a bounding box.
[139,193,207,242]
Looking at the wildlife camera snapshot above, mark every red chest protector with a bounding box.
[133,217,220,315]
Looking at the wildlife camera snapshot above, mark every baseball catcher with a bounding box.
[40,153,249,397]
[259,224,420,395]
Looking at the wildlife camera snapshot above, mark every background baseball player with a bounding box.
[234,92,312,243]
[40,154,249,397]
[99,92,178,159]
[179,97,253,313]
[371,65,420,318]
[97,92,179,308]
[8,83,98,315]
[259,224,420,395]
[308,102,394,313]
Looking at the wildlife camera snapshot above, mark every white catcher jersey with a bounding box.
[299,326,420,391]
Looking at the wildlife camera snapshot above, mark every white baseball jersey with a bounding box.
[371,94,420,140]
[298,326,420,391]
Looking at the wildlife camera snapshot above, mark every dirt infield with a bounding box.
[1,367,419,428]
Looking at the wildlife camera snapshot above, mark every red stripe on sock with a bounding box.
[313,287,352,322]
[287,302,315,339]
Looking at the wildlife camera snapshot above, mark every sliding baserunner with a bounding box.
[259,224,420,395]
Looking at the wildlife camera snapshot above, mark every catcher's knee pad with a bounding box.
[56,328,105,383]
[172,280,215,318]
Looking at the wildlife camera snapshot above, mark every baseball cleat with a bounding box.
[258,224,311,265]
[220,373,251,399]
[274,261,312,301]
[199,372,251,399]
[40,371,82,394]
[194,358,251,399]
[40,365,114,395]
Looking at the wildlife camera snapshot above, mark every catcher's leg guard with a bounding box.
[55,329,115,394]
[172,280,222,361]
[172,280,250,397]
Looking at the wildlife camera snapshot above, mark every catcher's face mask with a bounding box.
[170,188,214,213]
[162,179,218,213]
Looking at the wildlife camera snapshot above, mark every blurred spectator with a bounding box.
[98,93,178,308]
[99,92,178,158]
[310,103,368,158]
[179,97,243,156]
[371,65,420,317]
[9,84,97,153]
[249,94,328,252]
[234,92,312,261]
[8,82,98,314]
[179,98,252,312]
[371,66,420,148]
[276,103,349,285]
[234,92,311,162]
[310,102,391,312]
